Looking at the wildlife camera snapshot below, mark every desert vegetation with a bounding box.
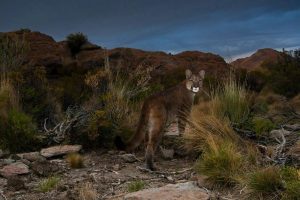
[0,31,299,199]
[184,71,300,199]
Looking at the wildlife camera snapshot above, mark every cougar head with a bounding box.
[185,69,205,93]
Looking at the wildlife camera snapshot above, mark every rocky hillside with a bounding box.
[231,48,284,70]
[4,30,229,80]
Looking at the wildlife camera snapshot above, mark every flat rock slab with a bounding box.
[40,145,82,158]
[0,162,29,177]
[17,151,44,162]
[124,181,210,200]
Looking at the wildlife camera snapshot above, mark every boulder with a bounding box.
[17,152,45,162]
[0,162,29,177]
[7,176,26,191]
[124,181,210,200]
[40,145,82,158]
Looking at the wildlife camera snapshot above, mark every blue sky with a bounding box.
[1,0,299,60]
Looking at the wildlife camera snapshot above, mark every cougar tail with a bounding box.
[114,108,148,152]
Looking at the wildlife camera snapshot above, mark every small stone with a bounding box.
[31,160,59,177]
[20,159,31,166]
[166,176,174,182]
[7,176,25,191]
[107,150,116,155]
[119,154,138,163]
[2,158,15,165]
[0,162,30,177]
[112,164,120,171]
[40,145,82,158]
[10,154,21,160]
[160,146,174,160]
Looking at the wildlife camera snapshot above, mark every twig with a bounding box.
[0,190,7,200]
[136,166,193,175]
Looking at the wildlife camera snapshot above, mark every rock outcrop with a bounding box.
[2,31,229,79]
[124,181,210,200]
[231,48,284,70]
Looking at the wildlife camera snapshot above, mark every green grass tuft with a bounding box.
[127,180,145,193]
[38,176,60,193]
[248,166,283,198]
[194,141,244,186]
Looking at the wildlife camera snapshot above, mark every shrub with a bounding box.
[0,109,39,152]
[248,166,283,198]
[282,180,300,200]
[38,176,60,192]
[184,112,241,153]
[194,141,244,186]
[66,32,88,56]
[262,54,300,98]
[127,180,145,192]
[66,153,84,168]
[252,117,275,137]
[210,75,250,126]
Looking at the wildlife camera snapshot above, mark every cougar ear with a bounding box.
[185,69,192,79]
[199,70,205,79]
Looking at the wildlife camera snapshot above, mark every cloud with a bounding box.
[0,0,299,58]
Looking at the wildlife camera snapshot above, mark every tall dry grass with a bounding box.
[184,74,258,187]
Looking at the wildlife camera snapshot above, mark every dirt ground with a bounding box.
[0,148,198,200]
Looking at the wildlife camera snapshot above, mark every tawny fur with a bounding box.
[115,69,205,170]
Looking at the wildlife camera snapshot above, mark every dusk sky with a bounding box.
[1,0,300,60]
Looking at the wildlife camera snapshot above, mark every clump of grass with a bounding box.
[210,75,250,125]
[195,140,244,186]
[38,176,60,192]
[252,117,276,137]
[79,182,98,200]
[247,166,283,198]
[247,166,300,199]
[127,180,145,192]
[66,153,84,168]
[281,167,300,200]
[282,180,300,200]
[184,112,241,153]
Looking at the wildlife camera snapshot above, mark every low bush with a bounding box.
[0,109,39,152]
[248,166,283,197]
[38,176,60,192]
[247,166,300,200]
[194,141,244,186]
[66,32,88,56]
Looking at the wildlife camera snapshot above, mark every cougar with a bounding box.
[115,69,205,170]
